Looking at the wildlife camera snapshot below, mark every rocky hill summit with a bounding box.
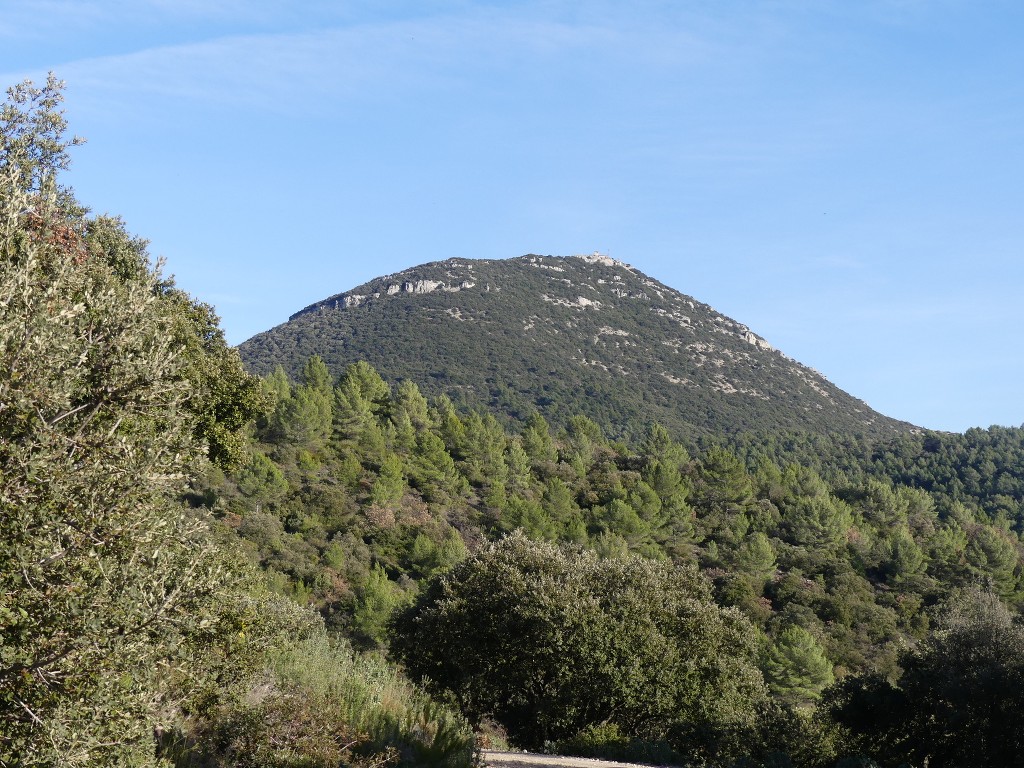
[239,254,912,440]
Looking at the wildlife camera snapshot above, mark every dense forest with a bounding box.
[4,76,1024,768]
[187,350,1024,766]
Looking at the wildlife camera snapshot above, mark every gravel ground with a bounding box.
[483,750,655,768]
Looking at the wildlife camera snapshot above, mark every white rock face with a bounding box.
[574,253,622,267]
[380,279,474,297]
[532,263,566,272]
[405,279,443,294]
[660,372,694,386]
[541,294,604,310]
[740,329,774,351]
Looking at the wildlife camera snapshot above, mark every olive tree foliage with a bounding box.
[0,72,82,196]
[0,76,263,767]
[391,532,767,753]
[82,211,268,472]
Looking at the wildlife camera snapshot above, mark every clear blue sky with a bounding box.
[3,1,1022,433]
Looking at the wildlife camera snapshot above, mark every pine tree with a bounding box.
[762,626,834,706]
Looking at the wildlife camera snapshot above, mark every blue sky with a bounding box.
[3,1,1021,432]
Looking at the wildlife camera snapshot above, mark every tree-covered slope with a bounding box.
[197,357,1024,679]
[239,254,913,441]
[192,354,1024,766]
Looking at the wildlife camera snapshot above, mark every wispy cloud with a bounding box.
[1,7,728,117]
[3,0,303,31]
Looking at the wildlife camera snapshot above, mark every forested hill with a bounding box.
[239,254,913,441]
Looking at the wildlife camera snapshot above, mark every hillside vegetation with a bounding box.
[5,76,1024,768]
[239,254,912,441]
[189,350,1024,765]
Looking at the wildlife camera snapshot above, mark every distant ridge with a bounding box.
[239,254,914,440]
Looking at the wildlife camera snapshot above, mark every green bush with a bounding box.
[392,532,767,753]
[551,723,684,766]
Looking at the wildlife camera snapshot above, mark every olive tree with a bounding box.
[0,76,261,767]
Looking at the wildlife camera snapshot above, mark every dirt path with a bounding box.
[483,750,654,768]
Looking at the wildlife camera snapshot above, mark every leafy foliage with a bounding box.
[0,75,236,766]
[827,590,1024,768]
[0,76,471,768]
[391,533,767,756]
[549,722,684,766]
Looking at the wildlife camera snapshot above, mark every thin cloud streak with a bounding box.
[4,8,740,112]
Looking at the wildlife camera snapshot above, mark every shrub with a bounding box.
[391,532,767,753]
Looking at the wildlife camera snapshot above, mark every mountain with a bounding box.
[238,254,913,440]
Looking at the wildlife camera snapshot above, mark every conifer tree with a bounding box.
[522,411,558,466]
[762,626,834,706]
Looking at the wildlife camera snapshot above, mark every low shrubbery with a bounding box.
[550,723,683,766]
[172,598,476,768]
